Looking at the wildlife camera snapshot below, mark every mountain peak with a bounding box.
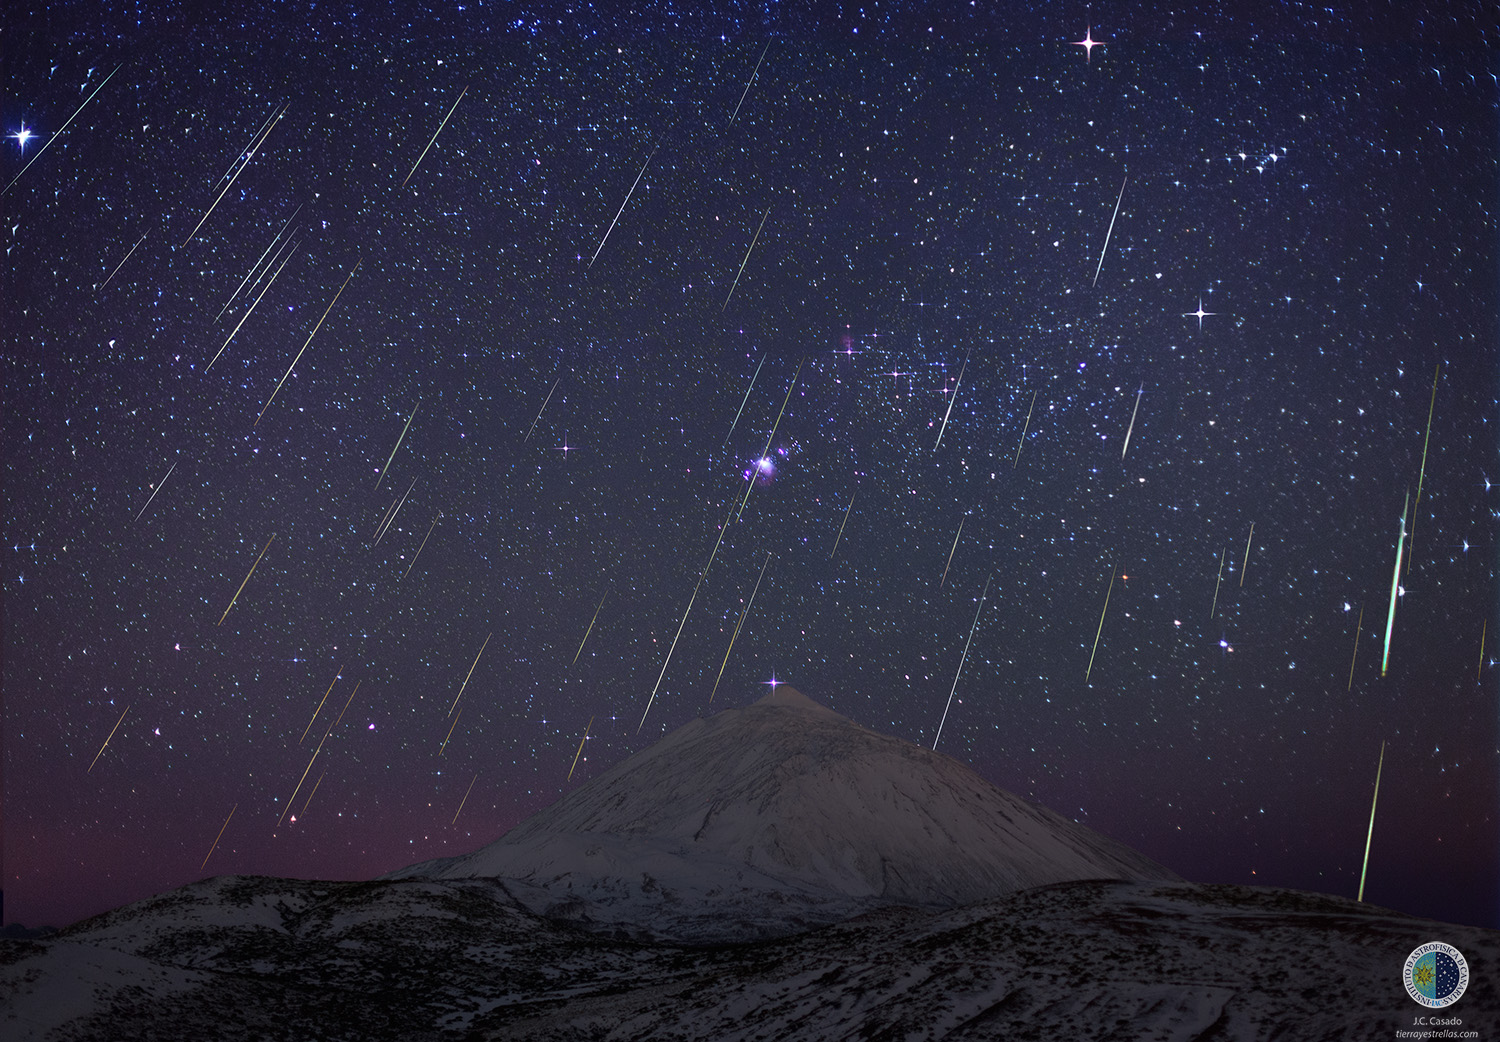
[751,683,837,715]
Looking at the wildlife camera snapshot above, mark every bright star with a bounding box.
[1075,27,1102,61]
[10,125,34,152]
[1183,298,1217,329]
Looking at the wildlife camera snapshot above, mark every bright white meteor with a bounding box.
[933,349,970,451]
[1092,173,1127,287]
[589,143,657,268]
[3,63,122,196]
[933,575,991,750]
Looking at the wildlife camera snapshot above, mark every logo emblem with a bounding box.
[1404,943,1469,1007]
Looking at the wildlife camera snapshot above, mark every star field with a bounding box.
[4,3,1498,930]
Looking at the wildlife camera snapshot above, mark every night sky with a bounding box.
[5,4,1497,932]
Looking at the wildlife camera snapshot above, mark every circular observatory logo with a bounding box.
[1403,943,1469,1007]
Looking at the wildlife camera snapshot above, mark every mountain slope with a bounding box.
[394,687,1176,940]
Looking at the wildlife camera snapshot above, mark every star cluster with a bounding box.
[4,4,1497,930]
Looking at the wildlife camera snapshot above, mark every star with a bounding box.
[1183,298,1217,329]
[1075,27,1102,62]
[763,674,784,691]
[9,125,34,152]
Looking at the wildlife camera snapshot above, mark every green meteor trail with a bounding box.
[1381,493,1408,677]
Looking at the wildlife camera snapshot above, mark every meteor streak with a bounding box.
[1381,493,1408,677]
[1013,389,1037,467]
[452,772,479,824]
[830,490,855,559]
[940,515,965,586]
[1408,363,1440,567]
[1481,620,1488,683]
[639,574,704,733]
[722,204,770,312]
[727,41,770,127]
[299,668,341,744]
[88,704,130,773]
[218,535,275,626]
[374,477,417,546]
[933,575,991,750]
[439,708,462,756]
[1208,547,1226,619]
[3,63,122,196]
[299,771,325,819]
[710,551,771,703]
[375,401,419,489]
[1357,740,1385,902]
[1086,565,1115,682]
[738,359,802,519]
[98,232,147,294]
[403,85,469,187]
[723,354,765,447]
[524,378,559,442]
[133,460,177,521]
[207,237,299,371]
[1347,606,1363,691]
[589,143,656,268]
[450,634,492,716]
[1092,174,1127,287]
[201,803,238,871]
[401,512,441,580]
[214,205,302,321]
[257,258,361,425]
[182,104,286,248]
[1239,522,1254,587]
[933,349,969,451]
[573,590,608,665]
[1121,384,1142,459]
[568,717,593,781]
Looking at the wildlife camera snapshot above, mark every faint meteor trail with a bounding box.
[298,771,325,819]
[524,378,559,442]
[1347,606,1364,691]
[724,354,765,447]
[933,575,992,750]
[218,535,275,626]
[573,590,609,665]
[97,232,147,294]
[1092,174,1127,287]
[450,634,492,716]
[279,682,358,828]
[1357,740,1385,902]
[373,477,416,546]
[3,63,122,195]
[1013,389,1037,467]
[375,400,420,488]
[401,512,441,580]
[1480,620,1488,683]
[257,258,361,425]
[182,104,286,248]
[1120,384,1142,459]
[940,515,965,586]
[133,460,177,521]
[215,204,302,321]
[439,707,463,757]
[589,143,657,268]
[933,349,970,450]
[640,574,705,733]
[710,551,772,703]
[299,668,342,745]
[568,717,593,781]
[727,41,771,127]
[452,773,479,824]
[1209,547,1226,619]
[830,490,856,559]
[1407,363,1440,568]
[1086,565,1116,682]
[1239,522,1254,587]
[88,704,130,773]
[207,237,299,371]
[403,84,468,187]
[722,205,771,312]
[201,803,238,870]
[1381,493,1408,677]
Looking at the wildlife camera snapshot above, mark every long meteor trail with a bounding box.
[375,400,419,488]
[830,490,856,559]
[738,359,802,519]
[257,258,361,425]
[727,41,770,127]
[403,85,469,187]
[524,378,559,442]
[710,552,772,703]
[219,535,275,625]
[1357,740,1386,902]
[589,143,656,268]
[1121,384,1143,459]
[88,704,131,773]
[207,238,299,371]
[724,354,765,447]
[182,104,286,248]
[449,633,492,716]
[1086,565,1116,682]
[933,575,992,750]
[1408,363,1441,568]
[98,232,148,294]
[1092,173,1127,287]
[133,460,177,521]
[722,205,771,312]
[933,349,969,451]
[3,63,122,196]
[573,590,609,665]
[1013,389,1037,467]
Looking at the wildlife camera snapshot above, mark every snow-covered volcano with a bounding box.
[394,687,1176,940]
